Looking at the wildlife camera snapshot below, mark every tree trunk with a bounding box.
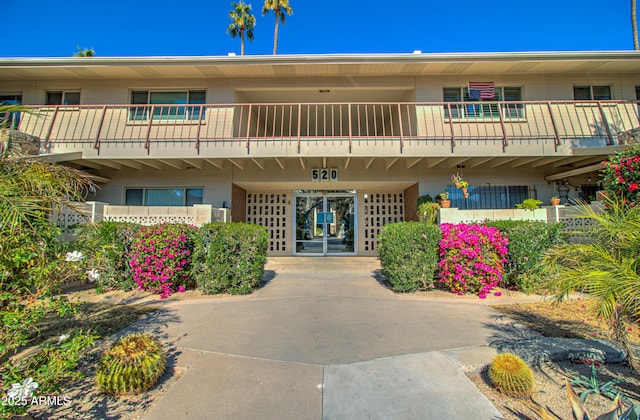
[241,30,245,56]
[633,0,639,50]
[273,13,280,55]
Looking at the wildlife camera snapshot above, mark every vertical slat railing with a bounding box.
[16,101,640,155]
[93,106,107,150]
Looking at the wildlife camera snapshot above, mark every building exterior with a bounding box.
[1,51,639,256]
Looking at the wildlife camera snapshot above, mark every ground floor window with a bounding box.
[446,185,532,209]
[124,187,203,206]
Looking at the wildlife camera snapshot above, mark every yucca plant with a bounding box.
[96,333,166,396]
[542,196,640,373]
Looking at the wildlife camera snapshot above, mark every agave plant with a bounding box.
[542,196,640,373]
[524,379,640,420]
[569,362,627,403]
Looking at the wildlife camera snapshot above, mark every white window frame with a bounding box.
[129,89,206,121]
[124,187,204,206]
[443,86,524,120]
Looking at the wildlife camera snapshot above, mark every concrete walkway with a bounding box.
[133,257,543,419]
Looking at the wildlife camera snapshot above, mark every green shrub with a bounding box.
[417,202,440,224]
[191,223,268,294]
[74,221,141,292]
[485,220,565,293]
[417,194,433,206]
[0,223,79,365]
[378,222,441,292]
[515,198,542,210]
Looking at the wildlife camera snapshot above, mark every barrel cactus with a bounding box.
[488,353,534,397]
[97,333,166,396]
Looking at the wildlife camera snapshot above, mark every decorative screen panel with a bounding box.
[246,192,288,253]
[362,192,404,252]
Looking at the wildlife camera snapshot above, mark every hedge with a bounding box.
[378,222,441,292]
[74,221,142,292]
[484,220,565,293]
[191,222,268,294]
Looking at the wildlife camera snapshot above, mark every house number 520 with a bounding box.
[311,168,338,182]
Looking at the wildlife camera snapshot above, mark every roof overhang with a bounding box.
[2,51,640,80]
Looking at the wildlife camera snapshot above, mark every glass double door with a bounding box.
[294,193,356,255]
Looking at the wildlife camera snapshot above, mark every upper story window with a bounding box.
[573,85,612,100]
[124,187,203,206]
[443,86,523,119]
[45,91,81,105]
[129,90,206,121]
[0,94,23,129]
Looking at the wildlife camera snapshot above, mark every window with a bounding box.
[573,85,612,100]
[0,94,22,129]
[443,86,523,119]
[636,86,640,120]
[446,184,532,209]
[129,90,206,121]
[124,187,203,206]
[45,91,81,105]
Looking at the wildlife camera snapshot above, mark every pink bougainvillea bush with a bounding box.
[438,223,508,298]
[599,144,640,206]
[128,224,196,299]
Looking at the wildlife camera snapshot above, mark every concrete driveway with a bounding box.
[133,257,534,419]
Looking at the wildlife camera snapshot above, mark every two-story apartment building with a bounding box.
[1,51,639,256]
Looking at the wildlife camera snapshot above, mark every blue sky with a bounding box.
[3,0,636,57]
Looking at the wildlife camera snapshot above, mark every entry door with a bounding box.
[294,193,356,255]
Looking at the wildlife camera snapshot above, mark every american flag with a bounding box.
[468,82,495,99]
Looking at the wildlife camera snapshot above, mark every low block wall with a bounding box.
[53,203,229,227]
[438,207,548,224]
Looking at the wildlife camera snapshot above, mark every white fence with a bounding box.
[52,202,230,228]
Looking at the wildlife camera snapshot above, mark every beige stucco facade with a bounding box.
[2,51,639,255]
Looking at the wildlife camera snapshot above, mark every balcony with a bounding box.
[13,101,640,159]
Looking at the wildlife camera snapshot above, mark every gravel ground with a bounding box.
[469,360,640,419]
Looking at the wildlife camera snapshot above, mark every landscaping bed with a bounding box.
[478,299,640,419]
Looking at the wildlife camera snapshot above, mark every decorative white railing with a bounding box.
[52,203,230,228]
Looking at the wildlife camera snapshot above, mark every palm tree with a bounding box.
[1,104,95,232]
[227,2,257,56]
[73,46,95,57]
[542,197,640,372]
[633,0,639,50]
[262,0,293,55]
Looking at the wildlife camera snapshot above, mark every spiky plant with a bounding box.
[488,353,534,397]
[96,333,166,396]
[542,196,640,373]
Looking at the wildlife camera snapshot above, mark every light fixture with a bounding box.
[587,174,592,182]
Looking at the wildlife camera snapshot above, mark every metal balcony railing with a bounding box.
[11,101,640,155]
